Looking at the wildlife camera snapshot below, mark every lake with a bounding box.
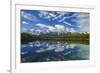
[21,41,89,63]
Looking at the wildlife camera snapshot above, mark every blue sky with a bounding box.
[21,9,90,33]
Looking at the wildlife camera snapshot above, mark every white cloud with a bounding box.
[49,13,56,17]
[59,15,75,23]
[39,11,49,17]
[55,25,65,32]
[36,23,55,31]
[58,12,77,22]
[36,23,46,28]
[21,11,38,22]
[56,12,73,19]
[38,11,52,20]
[39,11,61,21]
[22,21,29,25]
[63,21,72,26]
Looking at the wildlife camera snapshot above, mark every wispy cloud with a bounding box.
[38,11,57,21]
[36,23,55,29]
[36,23,51,29]
[22,21,29,25]
[38,11,77,27]
[63,21,72,26]
[21,11,38,22]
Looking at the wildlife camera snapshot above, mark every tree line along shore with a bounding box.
[21,32,89,44]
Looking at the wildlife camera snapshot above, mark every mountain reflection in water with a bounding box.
[21,41,89,63]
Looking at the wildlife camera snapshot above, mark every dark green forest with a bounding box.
[21,32,89,44]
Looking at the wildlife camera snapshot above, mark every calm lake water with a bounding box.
[21,41,89,63]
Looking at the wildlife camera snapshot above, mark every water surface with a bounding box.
[21,41,89,63]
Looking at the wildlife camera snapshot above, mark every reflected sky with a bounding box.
[21,41,89,63]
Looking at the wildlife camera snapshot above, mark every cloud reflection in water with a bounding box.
[21,41,89,63]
